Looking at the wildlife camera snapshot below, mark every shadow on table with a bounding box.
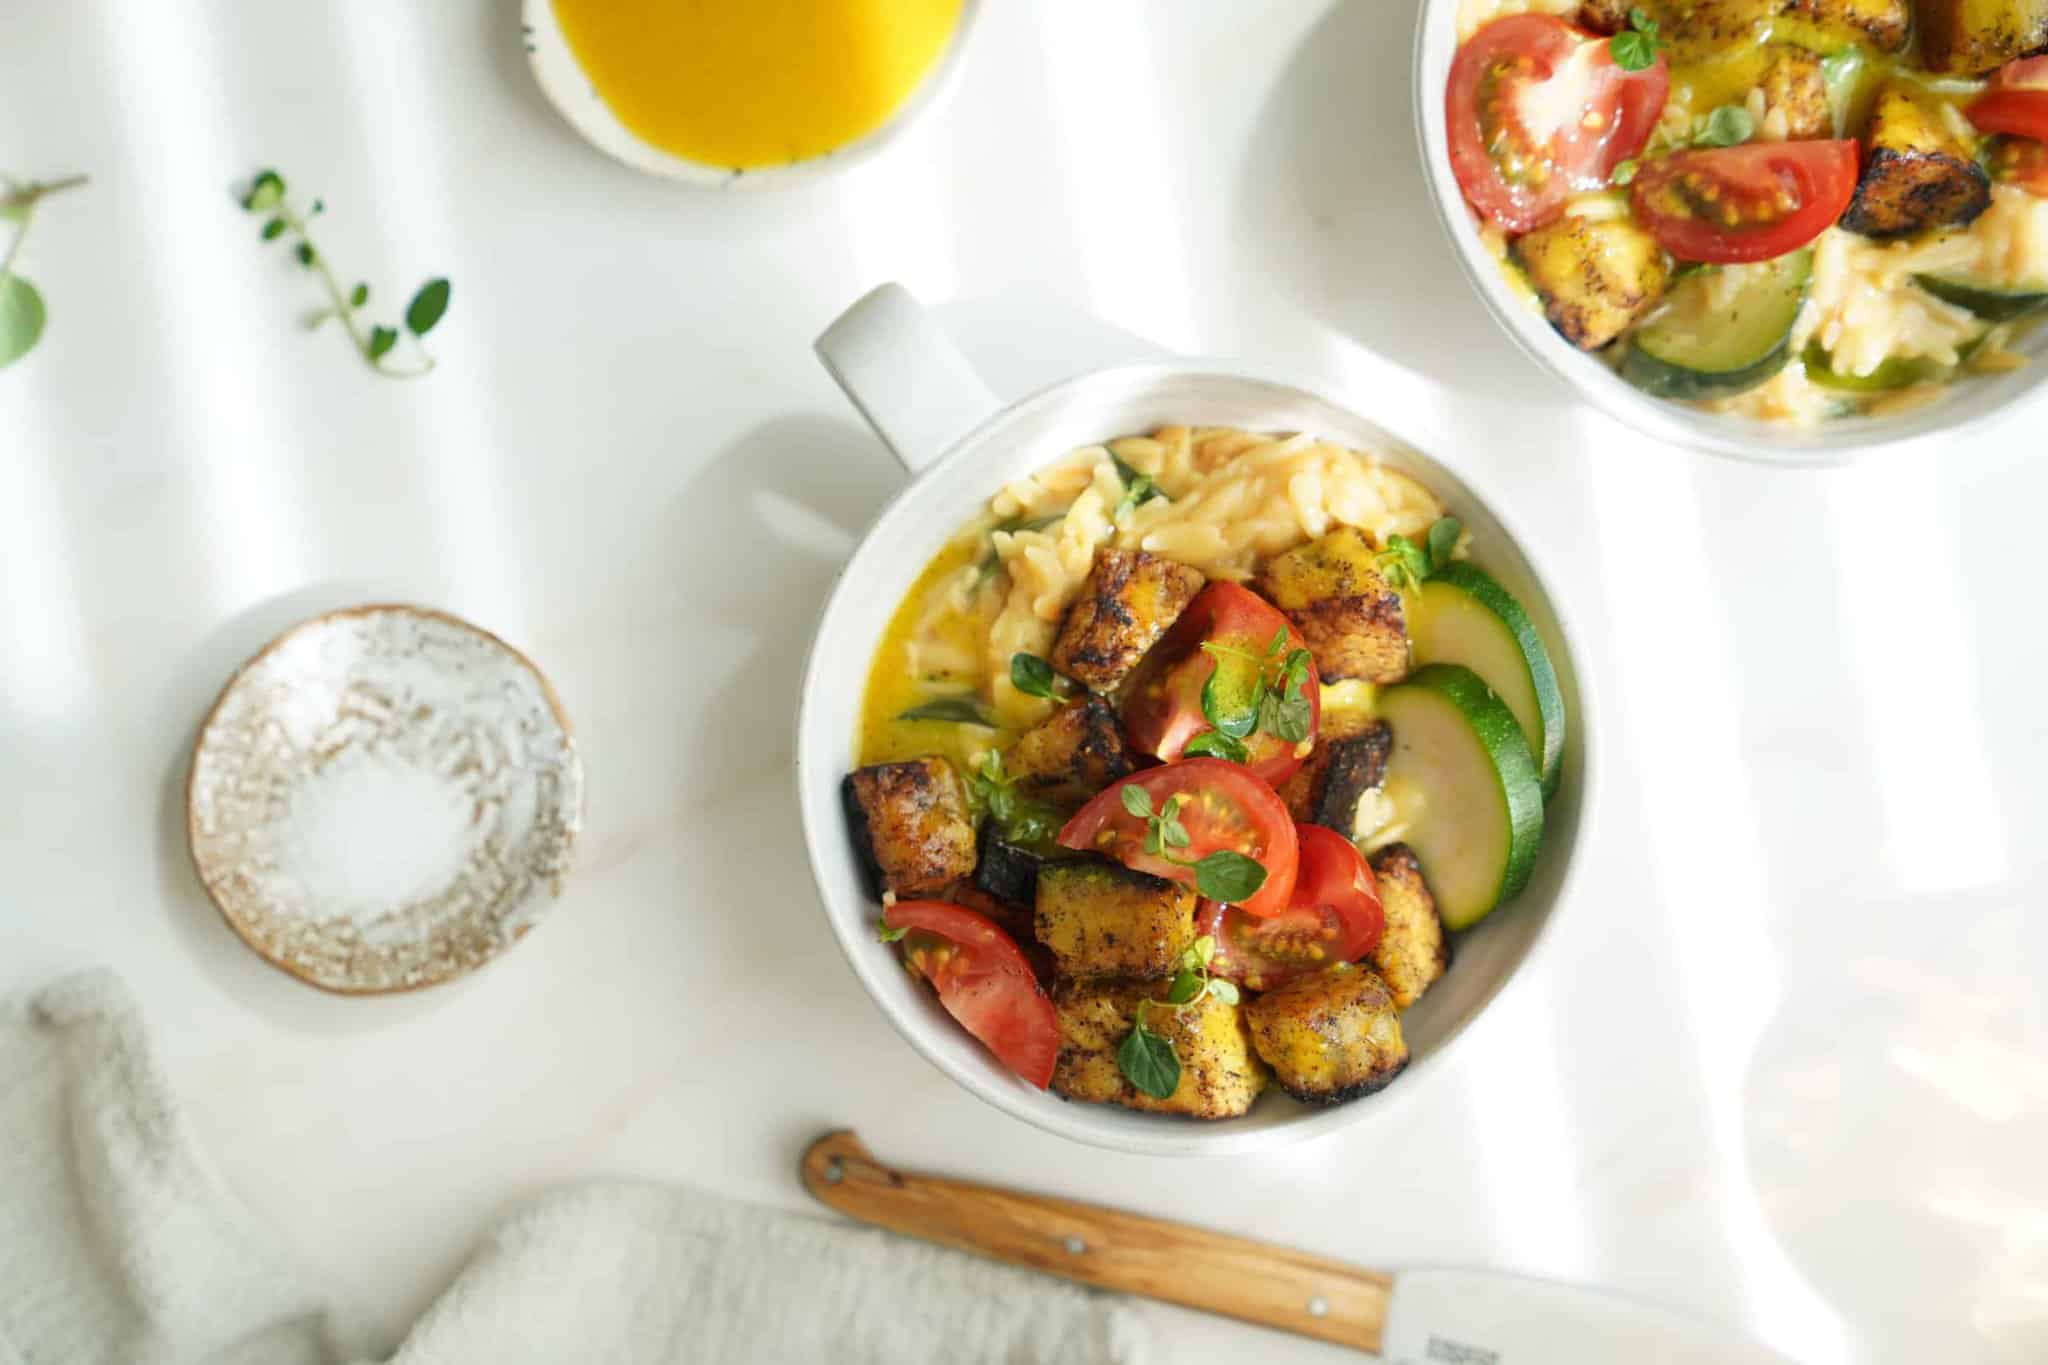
[1234,0,1562,415]
[1739,879,2048,1364]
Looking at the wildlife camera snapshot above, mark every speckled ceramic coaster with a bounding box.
[187,604,584,994]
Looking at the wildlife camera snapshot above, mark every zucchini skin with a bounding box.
[1916,274,2048,323]
[1426,562,1566,801]
[1620,337,1795,400]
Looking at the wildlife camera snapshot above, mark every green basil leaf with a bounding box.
[405,277,450,337]
[898,696,997,726]
[1194,850,1268,905]
[1259,690,1313,744]
[1183,729,1249,764]
[1120,783,1153,818]
[1165,969,1205,1005]
[1609,29,1656,71]
[1426,516,1463,574]
[1696,104,1756,148]
[1205,978,1240,1005]
[0,272,47,370]
[1117,1023,1181,1100]
[1011,651,1059,699]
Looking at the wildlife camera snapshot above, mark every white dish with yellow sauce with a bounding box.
[799,284,1593,1155]
[525,0,978,187]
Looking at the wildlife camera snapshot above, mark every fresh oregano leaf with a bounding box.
[1194,850,1268,904]
[243,170,285,212]
[1165,969,1205,1005]
[0,272,47,370]
[1120,784,1154,819]
[1205,978,1241,1005]
[878,921,908,943]
[295,242,317,268]
[405,277,450,337]
[1010,651,1059,699]
[261,218,286,241]
[1695,104,1756,148]
[1611,158,1641,187]
[1610,29,1657,70]
[350,282,369,308]
[1191,935,1216,966]
[1259,690,1313,744]
[1116,1018,1180,1099]
[898,696,997,726]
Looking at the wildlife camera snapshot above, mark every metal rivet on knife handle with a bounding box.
[1063,1235,1087,1255]
[1307,1296,1329,1318]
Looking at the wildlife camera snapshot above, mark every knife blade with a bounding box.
[800,1131,1789,1363]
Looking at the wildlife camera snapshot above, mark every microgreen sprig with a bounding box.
[0,173,87,371]
[1693,104,1757,149]
[1109,451,1169,522]
[1609,7,1664,72]
[970,750,1064,850]
[1185,628,1315,762]
[241,168,449,379]
[1114,936,1241,1098]
[1375,515,1463,594]
[1117,784,1268,904]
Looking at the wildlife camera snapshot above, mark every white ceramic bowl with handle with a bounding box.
[798,284,1597,1155]
[1413,0,2048,465]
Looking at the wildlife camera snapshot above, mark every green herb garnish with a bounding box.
[1609,7,1663,72]
[1116,1004,1181,1099]
[1611,159,1641,188]
[1117,785,1270,904]
[1010,651,1063,700]
[241,168,449,379]
[1113,937,1242,1097]
[1694,105,1756,149]
[1183,730,1249,763]
[1375,515,1462,594]
[1109,451,1167,522]
[970,751,1064,850]
[1187,630,1316,760]
[878,921,909,943]
[898,696,998,726]
[0,173,86,371]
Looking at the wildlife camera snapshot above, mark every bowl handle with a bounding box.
[814,283,1002,475]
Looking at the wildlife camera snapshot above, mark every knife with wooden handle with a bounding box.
[800,1130,1791,1364]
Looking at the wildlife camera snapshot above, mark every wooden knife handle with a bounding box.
[800,1130,1391,1354]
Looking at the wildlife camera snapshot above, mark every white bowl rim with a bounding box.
[795,354,1602,1156]
[522,0,982,188]
[1409,0,2048,466]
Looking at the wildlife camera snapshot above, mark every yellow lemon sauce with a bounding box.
[552,0,964,171]
[857,535,1016,772]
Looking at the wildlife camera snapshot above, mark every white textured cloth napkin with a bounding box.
[0,971,1147,1365]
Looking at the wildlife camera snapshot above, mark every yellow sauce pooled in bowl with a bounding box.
[551,0,964,172]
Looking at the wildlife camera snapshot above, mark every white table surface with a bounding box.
[3,2,2044,1361]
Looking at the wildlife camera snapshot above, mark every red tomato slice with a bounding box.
[1057,759,1299,918]
[1988,136,2048,197]
[884,900,1059,1089]
[1120,583,1321,788]
[1200,826,1386,992]
[1630,141,1859,263]
[1445,14,1669,233]
[1969,61,2048,144]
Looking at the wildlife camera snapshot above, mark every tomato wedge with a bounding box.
[1969,57,2048,145]
[1446,14,1669,233]
[1058,759,1299,918]
[1631,141,1859,263]
[1121,583,1321,788]
[1201,826,1385,991]
[883,900,1059,1089]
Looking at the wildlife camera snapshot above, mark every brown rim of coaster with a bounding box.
[184,602,581,996]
